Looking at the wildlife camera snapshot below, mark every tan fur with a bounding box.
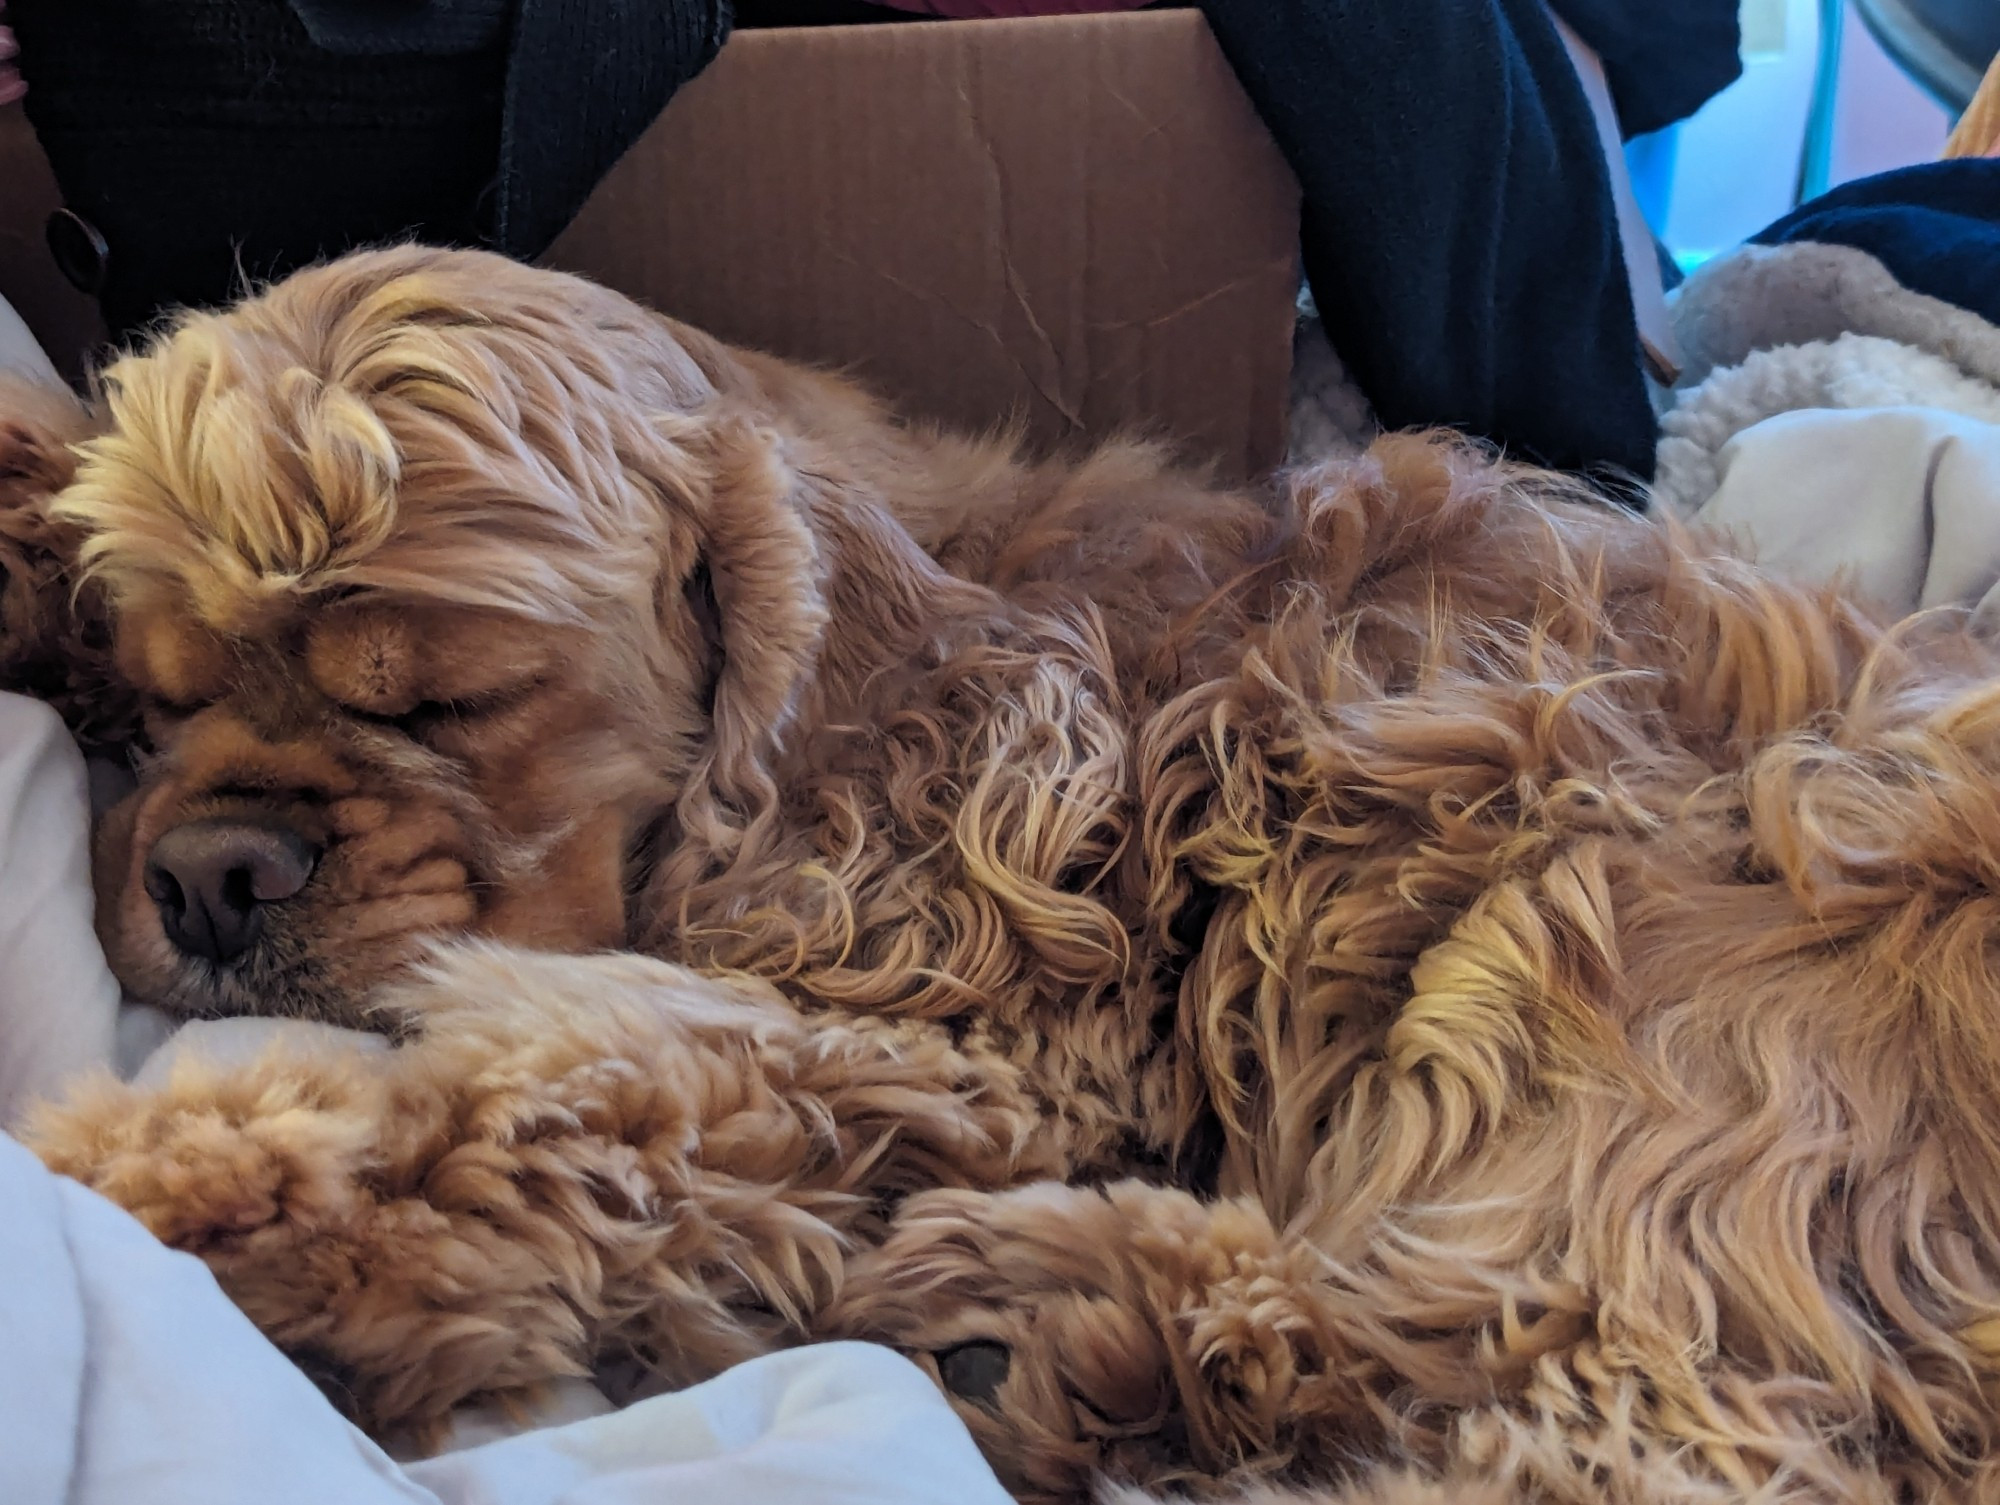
[0,374,136,748]
[21,247,2000,1505]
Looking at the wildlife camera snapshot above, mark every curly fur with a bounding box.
[20,248,2000,1505]
[0,374,136,749]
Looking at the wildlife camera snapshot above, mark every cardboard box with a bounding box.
[1947,50,2000,158]
[1,9,1301,475]
[550,10,1299,475]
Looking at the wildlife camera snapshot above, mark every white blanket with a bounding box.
[0,694,123,1120]
[1672,403,2000,623]
[1654,244,2000,621]
[1655,332,2000,620]
[0,699,1008,1505]
[0,1122,1007,1505]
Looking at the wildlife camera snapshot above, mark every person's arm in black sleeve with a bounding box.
[1197,0,1663,484]
[1548,0,1743,139]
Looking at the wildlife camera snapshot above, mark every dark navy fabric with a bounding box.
[1751,160,2000,332]
[1548,0,1742,138]
[15,0,728,340]
[1202,0,1673,482]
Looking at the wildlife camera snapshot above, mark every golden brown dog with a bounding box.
[18,245,2000,1505]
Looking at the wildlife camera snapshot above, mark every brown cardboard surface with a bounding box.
[550,11,1300,477]
[1551,18,1679,385]
[1947,51,2000,158]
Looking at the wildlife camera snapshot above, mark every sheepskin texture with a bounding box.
[19,247,2000,1505]
[1649,241,2000,629]
[1668,240,2000,396]
[1286,307,1378,465]
[1653,330,2000,517]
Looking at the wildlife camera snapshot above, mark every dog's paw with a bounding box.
[828,1180,1371,1503]
[24,1051,387,1249]
[826,1182,1211,1502]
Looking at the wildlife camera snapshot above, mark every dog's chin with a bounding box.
[118,933,418,1031]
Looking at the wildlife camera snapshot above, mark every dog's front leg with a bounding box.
[824,1179,1583,1505]
[26,942,1057,1443]
[822,1180,1374,1503]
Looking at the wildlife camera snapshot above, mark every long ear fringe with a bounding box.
[677,413,830,802]
[0,375,141,751]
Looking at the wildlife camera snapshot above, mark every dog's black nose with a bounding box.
[145,819,320,966]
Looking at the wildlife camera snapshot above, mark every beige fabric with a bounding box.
[1690,405,2000,623]
[0,294,60,389]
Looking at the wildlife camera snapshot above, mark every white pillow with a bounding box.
[0,694,122,1128]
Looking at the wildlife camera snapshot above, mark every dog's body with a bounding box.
[14,248,2000,1504]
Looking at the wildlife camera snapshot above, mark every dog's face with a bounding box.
[60,247,831,1023]
[95,600,649,1021]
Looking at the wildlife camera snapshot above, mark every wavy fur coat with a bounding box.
[3,249,2000,1505]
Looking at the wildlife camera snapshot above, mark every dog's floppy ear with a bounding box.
[0,376,139,750]
[669,414,831,804]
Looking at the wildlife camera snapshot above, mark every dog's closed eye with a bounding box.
[361,682,544,740]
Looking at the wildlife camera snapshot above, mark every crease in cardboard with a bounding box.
[545,10,1301,475]
[829,243,1079,430]
[1089,259,1300,335]
[955,57,1082,427]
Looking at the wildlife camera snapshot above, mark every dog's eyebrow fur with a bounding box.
[54,253,707,638]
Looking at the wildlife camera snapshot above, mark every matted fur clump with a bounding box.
[14,247,2000,1505]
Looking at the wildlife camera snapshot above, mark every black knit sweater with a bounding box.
[12,0,729,342]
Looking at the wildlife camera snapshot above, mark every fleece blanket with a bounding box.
[1654,167,2000,620]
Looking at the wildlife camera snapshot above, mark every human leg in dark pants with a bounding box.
[1198,0,1660,482]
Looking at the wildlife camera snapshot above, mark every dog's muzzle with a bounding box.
[144,817,321,966]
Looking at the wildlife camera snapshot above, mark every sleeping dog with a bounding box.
[11,246,2000,1505]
